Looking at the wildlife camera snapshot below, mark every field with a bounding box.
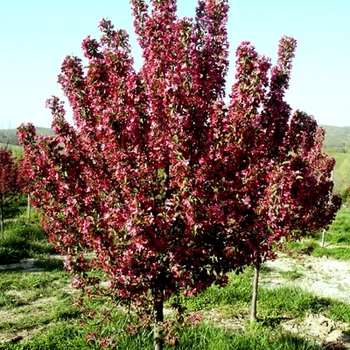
[1,209,350,349]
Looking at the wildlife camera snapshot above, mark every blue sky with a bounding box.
[0,0,349,129]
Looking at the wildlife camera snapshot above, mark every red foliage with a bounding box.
[17,0,340,346]
[18,0,243,310]
[0,147,18,197]
[226,39,341,265]
[0,147,21,234]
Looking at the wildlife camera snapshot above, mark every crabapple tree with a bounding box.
[18,1,249,348]
[17,0,341,347]
[226,38,341,321]
[0,147,20,237]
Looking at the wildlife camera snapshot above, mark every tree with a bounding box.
[225,38,341,321]
[17,157,32,221]
[0,147,19,238]
[18,1,250,348]
[17,0,341,348]
[248,112,340,321]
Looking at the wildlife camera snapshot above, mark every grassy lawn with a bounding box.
[284,207,350,260]
[1,263,333,350]
[1,209,350,349]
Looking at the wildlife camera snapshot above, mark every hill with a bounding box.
[0,127,54,146]
[321,125,350,153]
[1,125,348,147]
[1,124,349,149]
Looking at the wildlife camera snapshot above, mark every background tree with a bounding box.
[0,147,19,238]
[16,157,32,221]
[225,38,341,322]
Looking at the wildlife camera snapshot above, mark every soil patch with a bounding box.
[262,255,350,349]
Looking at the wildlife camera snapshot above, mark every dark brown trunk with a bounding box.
[153,291,164,350]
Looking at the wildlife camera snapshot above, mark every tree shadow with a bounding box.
[259,315,293,327]
[0,256,64,272]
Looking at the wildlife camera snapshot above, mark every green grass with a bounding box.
[279,268,303,281]
[179,268,331,320]
[33,258,64,271]
[312,246,350,259]
[0,220,55,264]
[0,258,346,350]
[0,261,80,342]
[327,301,350,323]
[325,151,350,195]
[321,207,350,245]
[285,239,350,260]
[0,270,72,310]
[282,207,350,260]
[1,315,324,350]
[0,143,22,158]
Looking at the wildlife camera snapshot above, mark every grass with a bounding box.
[282,207,350,260]
[0,143,23,159]
[0,260,345,349]
[325,151,350,195]
[0,321,325,350]
[0,220,55,264]
[178,268,331,320]
[285,239,350,260]
[0,263,81,347]
[279,267,304,281]
[1,208,350,348]
[0,239,335,350]
[327,301,350,323]
[321,207,350,245]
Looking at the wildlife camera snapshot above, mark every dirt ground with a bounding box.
[262,254,350,349]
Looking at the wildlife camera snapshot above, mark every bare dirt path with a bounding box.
[264,254,350,303]
[262,254,350,349]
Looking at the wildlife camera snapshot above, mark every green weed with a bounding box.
[327,301,350,323]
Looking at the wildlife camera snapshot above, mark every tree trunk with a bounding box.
[27,193,31,222]
[250,260,260,322]
[153,291,164,350]
[321,228,326,247]
[0,194,4,240]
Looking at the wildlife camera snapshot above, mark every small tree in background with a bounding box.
[226,39,341,321]
[17,157,32,221]
[247,111,341,322]
[0,147,19,238]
